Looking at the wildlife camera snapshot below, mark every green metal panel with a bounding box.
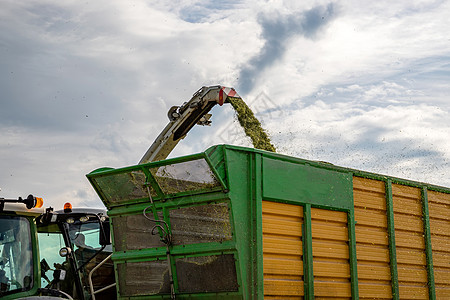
[204,145,228,189]
[30,216,41,295]
[248,152,258,298]
[127,294,243,299]
[248,152,264,299]
[347,209,359,299]
[261,156,354,210]
[302,204,314,299]
[385,179,400,300]
[221,148,254,299]
[107,192,228,217]
[421,187,436,300]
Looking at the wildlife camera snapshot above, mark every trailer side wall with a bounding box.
[262,173,449,300]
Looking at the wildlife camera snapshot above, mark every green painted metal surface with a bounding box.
[262,157,353,210]
[386,180,400,300]
[347,210,359,299]
[87,144,450,300]
[302,204,314,299]
[421,187,436,300]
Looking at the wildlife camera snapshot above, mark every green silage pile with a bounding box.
[228,97,276,153]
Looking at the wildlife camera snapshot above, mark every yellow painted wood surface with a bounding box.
[428,190,450,298]
[353,177,392,299]
[393,184,428,299]
[262,201,304,298]
[358,281,392,299]
[312,208,351,299]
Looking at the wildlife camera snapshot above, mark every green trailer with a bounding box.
[87,144,450,299]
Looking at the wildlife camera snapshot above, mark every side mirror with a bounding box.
[59,247,72,257]
[99,220,111,246]
[39,207,54,225]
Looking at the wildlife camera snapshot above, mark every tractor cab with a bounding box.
[36,205,115,300]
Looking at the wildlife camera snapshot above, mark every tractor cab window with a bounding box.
[0,216,33,296]
[68,220,115,299]
[68,221,111,268]
[37,230,73,294]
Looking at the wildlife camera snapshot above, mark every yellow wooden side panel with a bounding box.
[396,248,426,266]
[427,190,450,205]
[311,208,351,299]
[435,287,450,300]
[397,285,428,299]
[355,226,389,246]
[353,176,392,299]
[358,282,392,299]
[353,176,386,196]
[262,201,304,298]
[428,190,450,297]
[356,244,390,263]
[392,184,428,300]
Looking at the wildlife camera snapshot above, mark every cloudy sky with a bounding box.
[1,0,449,208]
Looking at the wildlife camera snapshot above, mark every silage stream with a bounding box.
[227,97,276,153]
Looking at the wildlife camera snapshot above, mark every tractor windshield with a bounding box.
[0,216,33,296]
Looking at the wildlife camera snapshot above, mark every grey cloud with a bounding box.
[238,3,337,95]
[301,3,337,38]
[90,128,130,154]
[0,4,140,132]
[0,51,133,131]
